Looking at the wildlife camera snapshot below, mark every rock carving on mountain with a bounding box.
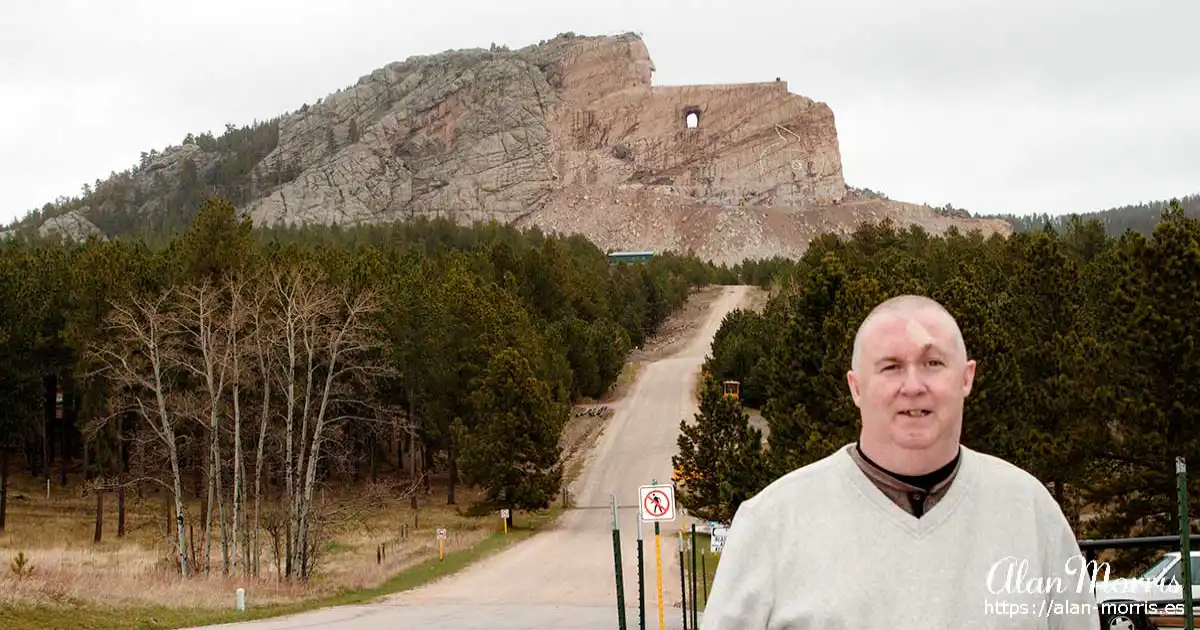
[26,32,1011,263]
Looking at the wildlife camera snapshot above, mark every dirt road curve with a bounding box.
[184,285,752,630]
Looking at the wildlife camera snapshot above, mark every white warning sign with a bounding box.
[638,484,676,522]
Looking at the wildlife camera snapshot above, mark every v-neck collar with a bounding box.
[837,443,976,539]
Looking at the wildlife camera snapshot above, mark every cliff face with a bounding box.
[24,32,1010,262]
[244,33,849,229]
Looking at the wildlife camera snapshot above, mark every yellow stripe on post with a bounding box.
[655,521,664,630]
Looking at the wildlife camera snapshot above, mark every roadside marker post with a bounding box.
[611,493,628,630]
[639,481,676,630]
[1177,457,1193,630]
[500,508,510,535]
[436,528,446,561]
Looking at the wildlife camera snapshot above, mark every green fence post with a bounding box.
[638,514,646,630]
[612,494,627,630]
[691,522,698,629]
[1178,457,1193,630]
[678,531,688,630]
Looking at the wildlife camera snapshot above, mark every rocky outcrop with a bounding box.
[37,209,106,242]
[242,43,567,226]
[33,32,1010,262]
[242,33,851,230]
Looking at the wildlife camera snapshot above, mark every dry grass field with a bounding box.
[0,371,624,629]
[0,468,561,629]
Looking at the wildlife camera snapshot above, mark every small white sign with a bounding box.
[638,484,676,522]
[500,509,510,518]
[436,528,447,540]
[710,527,728,554]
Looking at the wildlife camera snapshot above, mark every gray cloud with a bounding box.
[2,0,1196,225]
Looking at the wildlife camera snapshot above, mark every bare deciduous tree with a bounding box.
[266,266,395,580]
[88,289,192,578]
[246,278,277,578]
[87,265,410,583]
[172,279,236,576]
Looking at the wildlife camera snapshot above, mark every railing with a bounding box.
[1076,456,1195,629]
[1078,534,1200,564]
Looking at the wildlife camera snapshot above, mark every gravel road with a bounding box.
[182,285,751,630]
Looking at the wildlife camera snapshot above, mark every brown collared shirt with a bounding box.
[847,445,960,517]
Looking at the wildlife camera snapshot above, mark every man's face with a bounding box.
[847,307,976,455]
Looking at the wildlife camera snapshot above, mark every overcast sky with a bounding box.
[2,0,1197,226]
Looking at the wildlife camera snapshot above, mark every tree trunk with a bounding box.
[446,441,457,505]
[297,424,327,581]
[135,433,145,500]
[421,445,430,495]
[253,414,268,578]
[169,439,189,578]
[212,416,228,575]
[284,383,296,580]
[252,337,271,579]
[59,416,68,488]
[61,371,74,488]
[43,373,55,487]
[231,377,242,576]
[406,433,414,479]
[369,435,377,484]
[242,519,251,579]
[193,452,202,499]
[353,433,362,482]
[203,437,214,576]
[117,486,126,538]
[400,424,410,475]
[189,521,197,571]
[404,395,416,478]
[0,448,8,532]
[94,491,103,543]
[120,415,132,473]
[24,437,35,477]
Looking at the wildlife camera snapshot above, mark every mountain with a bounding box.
[4,32,1011,263]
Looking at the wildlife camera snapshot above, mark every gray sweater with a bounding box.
[700,443,1100,629]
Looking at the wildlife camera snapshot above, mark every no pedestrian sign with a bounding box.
[639,484,676,522]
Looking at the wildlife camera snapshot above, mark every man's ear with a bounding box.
[847,370,862,407]
[962,359,977,397]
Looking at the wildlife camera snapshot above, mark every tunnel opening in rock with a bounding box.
[684,108,700,129]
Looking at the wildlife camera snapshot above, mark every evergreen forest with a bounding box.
[676,199,1200,570]
[0,196,761,581]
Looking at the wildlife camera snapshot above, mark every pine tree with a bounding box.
[1086,201,1200,551]
[672,376,769,523]
[458,348,567,513]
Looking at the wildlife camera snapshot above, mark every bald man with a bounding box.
[700,295,1099,629]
